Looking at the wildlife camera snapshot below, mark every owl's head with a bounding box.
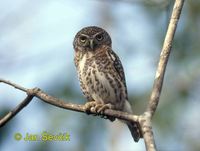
[73,26,112,52]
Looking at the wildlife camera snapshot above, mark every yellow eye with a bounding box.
[96,34,103,41]
[80,36,87,43]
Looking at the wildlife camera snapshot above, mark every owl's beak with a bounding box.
[89,39,94,49]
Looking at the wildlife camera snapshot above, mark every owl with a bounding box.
[73,26,141,142]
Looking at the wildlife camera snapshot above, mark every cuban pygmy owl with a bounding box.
[73,26,141,142]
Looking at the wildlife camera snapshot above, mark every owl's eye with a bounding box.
[96,34,104,41]
[79,36,87,43]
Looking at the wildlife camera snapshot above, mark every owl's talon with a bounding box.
[84,102,115,121]
[96,103,114,114]
[100,114,115,122]
[93,103,116,121]
[84,101,97,114]
[90,106,96,113]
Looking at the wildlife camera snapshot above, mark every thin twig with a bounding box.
[0,79,28,92]
[0,95,33,127]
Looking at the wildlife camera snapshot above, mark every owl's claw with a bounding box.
[94,103,116,122]
[84,101,97,114]
[84,102,115,122]
[95,103,114,114]
[102,115,115,122]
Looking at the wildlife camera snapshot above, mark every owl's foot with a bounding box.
[84,102,115,121]
[93,103,114,114]
[84,101,97,114]
[93,103,115,122]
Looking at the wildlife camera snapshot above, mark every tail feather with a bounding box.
[127,121,142,142]
[123,100,142,142]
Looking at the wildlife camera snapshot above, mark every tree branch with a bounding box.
[140,0,185,150]
[0,79,139,127]
[147,0,185,117]
[0,95,33,127]
[0,0,184,150]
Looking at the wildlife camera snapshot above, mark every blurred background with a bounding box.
[0,0,200,151]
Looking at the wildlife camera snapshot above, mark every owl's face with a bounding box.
[73,26,112,52]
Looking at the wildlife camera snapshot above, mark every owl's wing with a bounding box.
[107,49,128,97]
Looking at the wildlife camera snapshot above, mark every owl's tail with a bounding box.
[123,100,142,142]
[126,121,141,142]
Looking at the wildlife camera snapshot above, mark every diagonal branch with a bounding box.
[140,0,185,151]
[147,0,185,117]
[0,95,33,127]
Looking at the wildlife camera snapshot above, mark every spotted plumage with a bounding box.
[73,26,141,142]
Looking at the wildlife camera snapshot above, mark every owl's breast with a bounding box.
[78,57,116,103]
[78,54,87,74]
[77,52,126,109]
